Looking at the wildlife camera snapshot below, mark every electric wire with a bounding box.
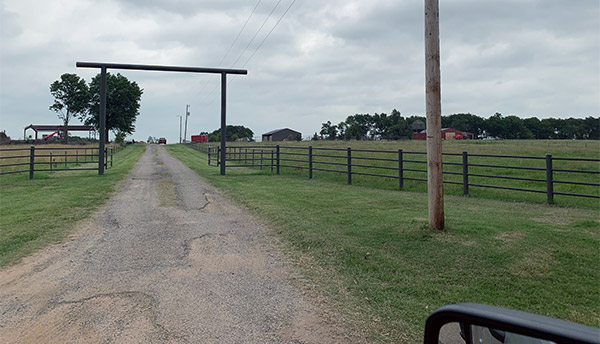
[229,0,283,68]
[197,0,262,102]
[240,0,297,69]
[203,0,298,106]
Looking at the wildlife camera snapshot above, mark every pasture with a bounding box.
[167,143,600,343]
[0,144,145,267]
[198,139,600,209]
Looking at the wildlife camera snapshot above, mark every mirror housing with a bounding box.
[424,303,599,344]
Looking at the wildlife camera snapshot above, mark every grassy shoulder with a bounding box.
[166,144,600,342]
[0,144,146,267]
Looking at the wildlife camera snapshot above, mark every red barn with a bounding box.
[412,128,474,140]
[191,134,208,143]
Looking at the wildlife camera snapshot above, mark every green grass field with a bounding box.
[167,143,600,343]
[0,144,145,267]
[192,140,600,209]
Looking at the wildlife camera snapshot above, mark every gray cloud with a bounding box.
[1,0,598,143]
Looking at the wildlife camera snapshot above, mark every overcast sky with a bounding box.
[1,0,598,142]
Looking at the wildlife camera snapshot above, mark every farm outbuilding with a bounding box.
[24,124,96,140]
[262,128,301,142]
[412,128,474,140]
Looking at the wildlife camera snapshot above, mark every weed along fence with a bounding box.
[0,146,114,179]
[201,144,600,204]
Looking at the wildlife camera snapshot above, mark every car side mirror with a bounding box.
[424,303,599,344]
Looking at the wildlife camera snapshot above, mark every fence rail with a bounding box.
[197,144,600,203]
[0,146,113,178]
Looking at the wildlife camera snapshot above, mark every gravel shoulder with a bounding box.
[0,145,366,343]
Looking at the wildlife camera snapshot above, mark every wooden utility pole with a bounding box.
[425,0,444,230]
[178,115,182,144]
[184,104,190,143]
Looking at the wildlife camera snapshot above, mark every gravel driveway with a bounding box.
[0,145,364,343]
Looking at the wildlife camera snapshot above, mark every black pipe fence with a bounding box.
[0,146,113,179]
[201,144,600,203]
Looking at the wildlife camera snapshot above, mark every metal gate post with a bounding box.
[398,149,403,189]
[546,154,554,203]
[98,66,107,175]
[463,151,469,195]
[308,146,313,179]
[276,145,280,175]
[29,146,35,179]
[347,147,352,184]
[220,72,227,176]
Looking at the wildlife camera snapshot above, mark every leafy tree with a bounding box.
[114,131,127,145]
[49,73,90,143]
[311,132,320,141]
[384,110,411,140]
[147,136,155,143]
[320,121,338,140]
[207,125,254,142]
[85,73,143,143]
[344,114,373,140]
[524,117,553,139]
[583,116,599,139]
[443,113,485,137]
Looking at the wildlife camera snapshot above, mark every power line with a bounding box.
[203,0,298,106]
[241,0,297,68]
[219,0,263,67]
[197,0,262,101]
[229,0,284,68]
[228,0,298,88]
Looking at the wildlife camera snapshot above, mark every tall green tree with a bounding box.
[85,73,143,143]
[49,73,90,143]
[207,125,254,142]
[320,121,338,140]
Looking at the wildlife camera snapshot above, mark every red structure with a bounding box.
[191,134,208,143]
[412,128,474,140]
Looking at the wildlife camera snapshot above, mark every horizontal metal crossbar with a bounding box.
[76,62,247,75]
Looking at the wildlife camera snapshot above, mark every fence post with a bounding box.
[29,146,35,179]
[64,151,67,167]
[50,152,53,171]
[309,146,313,180]
[110,148,113,168]
[260,150,263,170]
[398,149,403,189]
[271,151,274,172]
[546,154,554,204]
[347,147,352,185]
[462,151,469,195]
[276,145,280,175]
[208,147,212,166]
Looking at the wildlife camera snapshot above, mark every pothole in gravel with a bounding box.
[187,233,267,273]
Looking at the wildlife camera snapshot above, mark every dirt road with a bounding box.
[0,145,364,343]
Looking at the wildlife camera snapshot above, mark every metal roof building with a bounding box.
[262,128,301,142]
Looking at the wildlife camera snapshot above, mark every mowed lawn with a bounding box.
[0,144,145,267]
[167,143,600,343]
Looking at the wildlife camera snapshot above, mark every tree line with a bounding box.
[49,73,143,143]
[315,111,599,140]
